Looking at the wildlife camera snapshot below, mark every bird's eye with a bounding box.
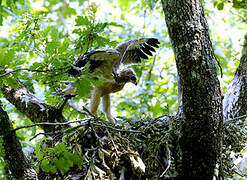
[130,76,136,81]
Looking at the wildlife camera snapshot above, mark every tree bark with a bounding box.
[223,34,247,122]
[161,0,223,179]
[0,101,37,179]
[1,85,68,133]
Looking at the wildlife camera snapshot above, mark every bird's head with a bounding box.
[119,69,137,85]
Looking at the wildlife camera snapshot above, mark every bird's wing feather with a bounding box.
[68,38,159,78]
[114,38,160,67]
[68,49,121,77]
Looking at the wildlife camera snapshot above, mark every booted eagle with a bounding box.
[56,38,160,122]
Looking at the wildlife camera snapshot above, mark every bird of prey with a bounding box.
[56,38,160,122]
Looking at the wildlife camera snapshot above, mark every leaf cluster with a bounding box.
[213,0,247,11]
[0,2,121,102]
[34,141,83,176]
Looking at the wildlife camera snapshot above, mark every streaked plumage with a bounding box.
[58,38,160,122]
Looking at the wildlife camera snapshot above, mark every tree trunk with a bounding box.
[0,101,37,179]
[161,0,223,179]
[223,34,247,123]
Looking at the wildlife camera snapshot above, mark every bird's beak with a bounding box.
[133,81,137,86]
[130,79,137,85]
[130,76,137,85]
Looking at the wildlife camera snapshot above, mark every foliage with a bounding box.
[0,0,246,179]
[34,141,83,175]
[220,121,247,178]
[213,0,247,10]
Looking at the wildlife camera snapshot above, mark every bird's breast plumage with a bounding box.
[99,82,125,96]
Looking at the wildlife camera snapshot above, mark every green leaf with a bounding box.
[45,147,55,154]
[35,142,44,161]
[117,0,134,9]
[0,37,9,48]
[4,77,18,88]
[74,78,93,97]
[41,159,56,173]
[0,15,3,26]
[232,0,247,9]
[46,41,58,55]
[0,48,15,66]
[70,153,83,166]
[30,62,44,71]
[107,22,123,28]
[54,142,67,154]
[152,100,162,117]
[75,16,91,26]
[94,22,107,33]
[53,157,70,173]
[217,2,224,10]
[50,27,60,41]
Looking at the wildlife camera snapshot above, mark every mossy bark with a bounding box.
[0,101,37,179]
[223,34,247,123]
[162,0,223,179]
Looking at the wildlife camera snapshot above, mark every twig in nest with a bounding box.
[106,129,120,155]
[160,142,171,178]
[90,122,142,133]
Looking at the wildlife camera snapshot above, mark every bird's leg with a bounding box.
[102,94,115,123]
[90,88,101,117]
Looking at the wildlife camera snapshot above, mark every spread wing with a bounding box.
[68,49,121,78]
[68,38,159,78]
[114,38,160,71]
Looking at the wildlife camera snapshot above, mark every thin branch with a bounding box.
[146,54,156,81]
[0,66,70,78]
[106,129,120,155]
[12,118,92,132]
[29,130,65,141]
[68,102,89,116]
[0,68,49,77]
[230,10,247,22]
[160,142,171,177]
[225,114,247,124]
[57,95,77,110]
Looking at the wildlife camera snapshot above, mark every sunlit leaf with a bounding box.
[75,16,91,26]
[217,2,225,10]
[75,78,93,97]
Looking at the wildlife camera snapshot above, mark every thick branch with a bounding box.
[0,101,37,179]
[223,34,247,122]
[1,85,68,133]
